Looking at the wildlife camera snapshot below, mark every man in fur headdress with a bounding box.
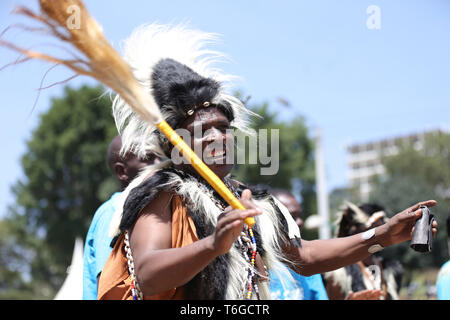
[323,202,404,300]
[97,24,437,300]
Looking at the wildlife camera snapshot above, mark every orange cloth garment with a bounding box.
[97,194,199,300]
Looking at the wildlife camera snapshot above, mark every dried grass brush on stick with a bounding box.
[0,0,254,226]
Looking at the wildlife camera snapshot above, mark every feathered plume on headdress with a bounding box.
[112,23,255,159]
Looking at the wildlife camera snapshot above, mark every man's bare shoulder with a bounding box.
[140,190,173,219]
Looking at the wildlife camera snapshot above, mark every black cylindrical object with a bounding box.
[410,206,435,253]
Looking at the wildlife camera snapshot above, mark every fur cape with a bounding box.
[110,163,301,300]
[323,257,403,300]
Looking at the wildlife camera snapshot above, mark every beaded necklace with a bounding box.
[124,231,143,300]
[124,176,259,300]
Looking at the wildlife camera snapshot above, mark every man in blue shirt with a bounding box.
[270,264,329,300]
[437,214,450,300]
[269,189,328,300]
[82,136,159,300]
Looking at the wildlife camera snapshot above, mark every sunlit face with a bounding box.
[174,106,234,179]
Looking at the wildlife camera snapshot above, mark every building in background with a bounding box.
[346,129,443,201]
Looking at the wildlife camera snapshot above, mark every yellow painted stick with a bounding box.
[157,121,255,227]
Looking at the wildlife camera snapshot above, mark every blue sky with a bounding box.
[0,0,449,216]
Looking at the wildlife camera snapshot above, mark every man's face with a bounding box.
[176,106,234,179]
[277,194,303,229]
[121,151,160,184]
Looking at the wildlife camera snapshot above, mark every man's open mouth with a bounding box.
[204,148,227,163]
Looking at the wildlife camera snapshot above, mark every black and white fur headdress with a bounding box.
[334,201,388,237]
[112,23,255,159]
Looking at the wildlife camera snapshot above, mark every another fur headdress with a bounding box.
[112,23,256,160]
[334,201,388,237]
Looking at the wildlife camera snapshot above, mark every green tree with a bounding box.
[231,97,317,239]
[0,219,35,299]
[369,131,450,271]
[1,85,118,298]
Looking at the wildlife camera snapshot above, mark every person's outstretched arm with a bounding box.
[285,200,437,276]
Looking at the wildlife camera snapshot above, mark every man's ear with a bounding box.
[114,162,128,182]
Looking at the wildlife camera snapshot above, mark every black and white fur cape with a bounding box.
[109,161,302,300]
[323,202,403,299]
[323,258,403,300]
